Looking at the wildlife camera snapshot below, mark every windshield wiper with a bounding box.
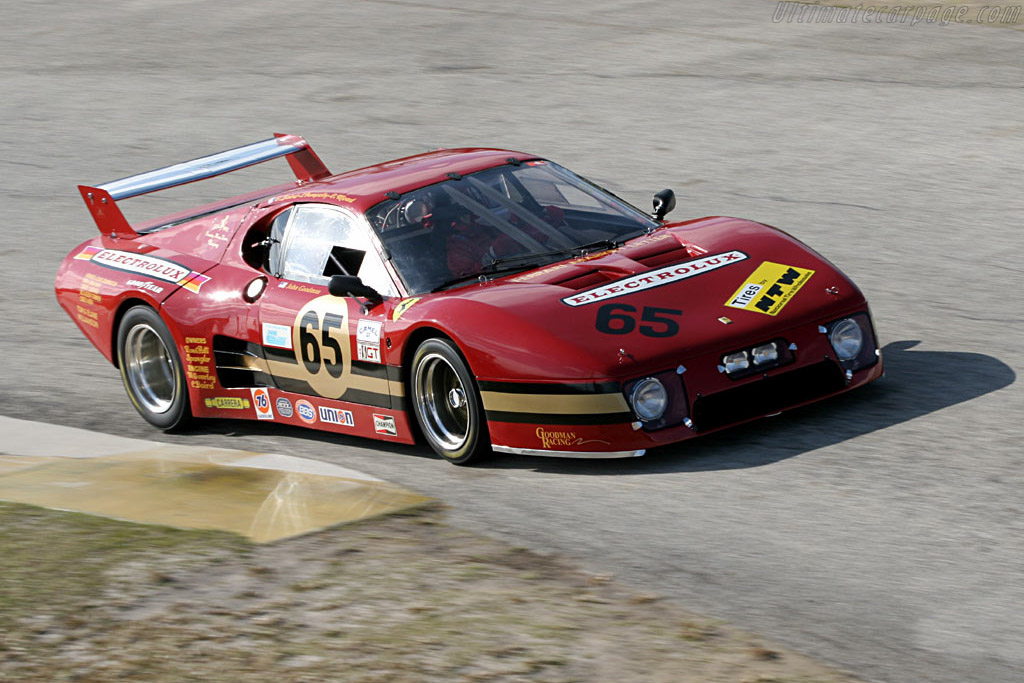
[430,253,569,292]
[571,238,621,255]
[482,248,572,271]
[430,261,546,292]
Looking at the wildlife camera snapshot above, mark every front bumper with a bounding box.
[485,310,883,457]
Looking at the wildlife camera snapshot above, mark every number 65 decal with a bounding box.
[299,310,345,378]
[595,304,682,338]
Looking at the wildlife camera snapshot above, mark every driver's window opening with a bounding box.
[272,205,398,297]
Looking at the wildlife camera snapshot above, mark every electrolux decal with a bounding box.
[74,246,210,292]
[560,251,747,306]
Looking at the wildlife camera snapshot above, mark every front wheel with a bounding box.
[410,338,489,465]
[117,306,192,431]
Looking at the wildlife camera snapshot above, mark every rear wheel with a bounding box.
[410,338,489,465]
[117,306,191,430]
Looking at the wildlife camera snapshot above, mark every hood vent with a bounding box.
[532,235,704,291]
[628,241,700,269]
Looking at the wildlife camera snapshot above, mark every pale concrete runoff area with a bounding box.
[0,417,431,543]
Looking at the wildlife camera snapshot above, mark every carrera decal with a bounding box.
[275,397,293,418]
[391,298,420,321]
[204,397,251,410]
[251,388,274,420]
[295,399,317,424]
[184,337,215,390]
[561,251,747,306]
[373,414,398,436]
[726,262,814,316]
[318,406,355,427]
[74,246,211,293]
[595,304,681,337]
[262,322,293,349]
[535,428,610,450]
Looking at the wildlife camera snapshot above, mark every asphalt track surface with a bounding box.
[2,2,1022,681]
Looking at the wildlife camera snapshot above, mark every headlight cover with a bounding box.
[829,318,863,360]
[824,312,880,374]
[629,377,668,421]
[751,342,779,366]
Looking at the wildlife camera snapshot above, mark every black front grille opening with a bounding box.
[692,361,845,432]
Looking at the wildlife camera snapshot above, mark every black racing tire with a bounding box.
[116,306,192,431]
[409,338,490,465]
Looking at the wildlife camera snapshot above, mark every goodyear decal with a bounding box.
[75,246,210,293]
[726,262,815,316]
[561,251,747,307]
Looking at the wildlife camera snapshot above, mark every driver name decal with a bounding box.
[75,246,210,293]
[560,251,747,307]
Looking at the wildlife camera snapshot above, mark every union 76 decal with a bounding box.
[75,246,210,293]
[561,251,747,307]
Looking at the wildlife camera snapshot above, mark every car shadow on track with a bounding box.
[488,340,1017,475]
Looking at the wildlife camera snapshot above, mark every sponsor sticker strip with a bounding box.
[561,251,747,306]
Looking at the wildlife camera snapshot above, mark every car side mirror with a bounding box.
[653,189,676,221]
[328,275,384,309]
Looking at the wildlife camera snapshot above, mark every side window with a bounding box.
[266,208,292,277]
[278,205,398,296]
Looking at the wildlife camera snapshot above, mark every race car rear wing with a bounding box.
[78,133,331,239]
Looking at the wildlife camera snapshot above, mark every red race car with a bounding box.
[56,135,882,464]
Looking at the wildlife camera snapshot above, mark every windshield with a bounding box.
[365,160,659,294]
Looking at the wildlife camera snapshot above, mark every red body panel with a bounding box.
[56,142,882,458]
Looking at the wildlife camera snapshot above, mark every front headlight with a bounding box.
[629,377,668,421]
[829,318,863,360]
